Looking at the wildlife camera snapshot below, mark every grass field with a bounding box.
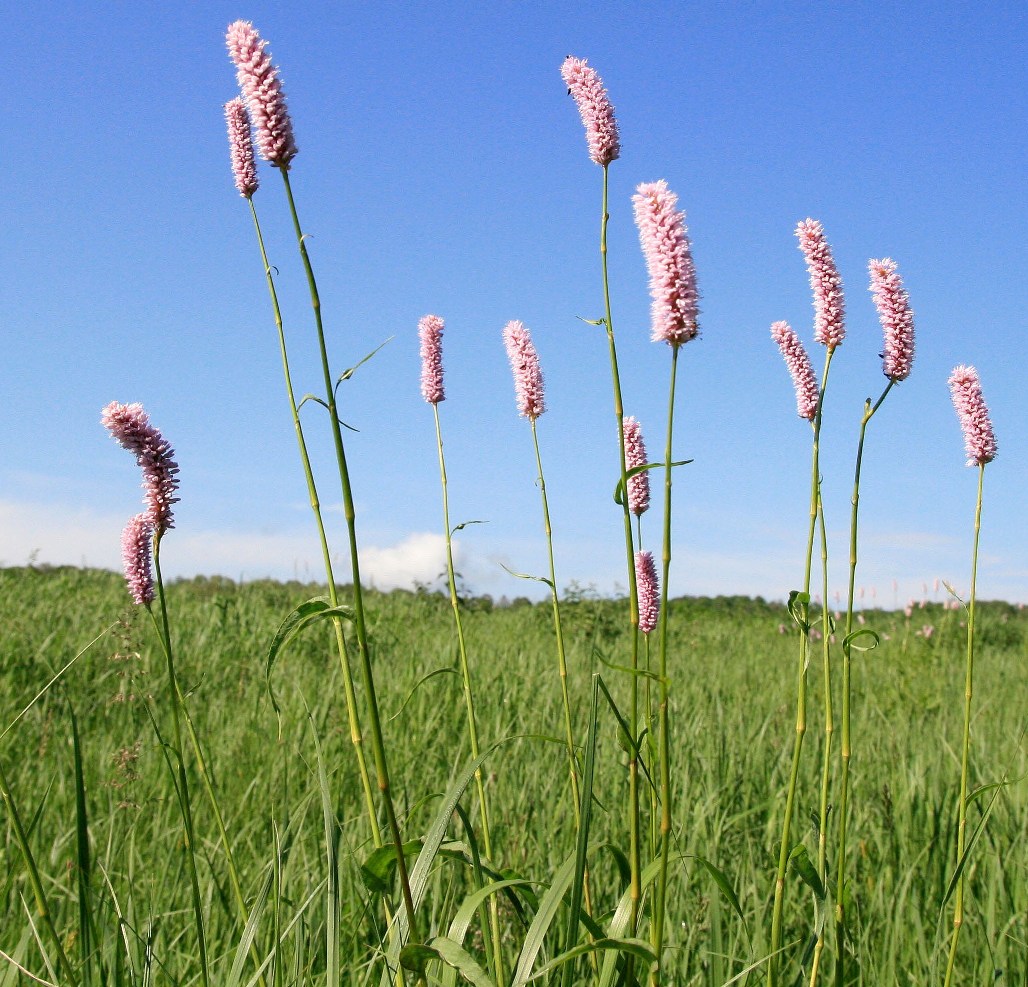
[1,564,1024,985]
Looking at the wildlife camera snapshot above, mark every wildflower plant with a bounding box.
[943,365,997,987]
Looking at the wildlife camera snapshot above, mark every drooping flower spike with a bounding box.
[635,550,660,634]
[868,258,915,381]
[770,321,820,421]
[561,56,620,166]
[623,416,650,515]
[121,513,155,606]
[949,365,997,466]
[418,314,445,404]
[224,97,259,198]
[226,20,298,169]
[795,219,845,349]
[503,320,546,420]
[101,402,180,535]
[633,180,699,346]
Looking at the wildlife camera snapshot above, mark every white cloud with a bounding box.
[0,499,452,593]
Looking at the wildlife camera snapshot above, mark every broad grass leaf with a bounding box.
[402,937,493,987]
[360,840,424,894]
[788,843,825,901]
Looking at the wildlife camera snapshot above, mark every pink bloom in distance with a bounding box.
[121,513,155,606]
[623,416,650,515]
[101,401,180,535]
[224,97,259,198]
[948,365,997,466]
[503,320,545,420]
[770,321,819,421]
[633,180,699,346]
[418,314,445,404]
[795,219,845,349]
[868,258,915,381]
[226,20,298,169]
[560,56,620,166]
[635,550,659,634]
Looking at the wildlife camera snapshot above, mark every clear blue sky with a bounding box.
[4,1,1026,605]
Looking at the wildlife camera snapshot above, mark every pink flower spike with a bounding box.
[795,219,845,349]
[418,314,445,404]
[868,258,915,381]
[121,513,155,606]
[623,416,650,516]
[770,321,820,421]
[101,402,180,535]
[224,97,259,198]
[635,550,659,634]
[561,56,620,166]
[503,321,546,420]
[948,365,997,466]
[226,20,297,169]
[633,180,699,346]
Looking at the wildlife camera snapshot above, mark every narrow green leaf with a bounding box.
[404,938,494,987]
[225,870,273,987]
[690,854,747,924]
[530,938,656,983]
[941,785,1002,908]
[842,628,880,654]
[576,316,606,326]
[788,843,825,900]
[613,461,691,506]
[360,840,424,894]
[787,591,811,634]
[335,337,393,385]
[69,704,93,987]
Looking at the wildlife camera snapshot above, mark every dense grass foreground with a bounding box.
[1,565,1025,985]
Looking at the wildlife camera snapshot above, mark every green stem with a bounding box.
[834,376,894,987]
[651,344,679,985]
[432,404,504,983]
[279,170,418,941]
[770,347,835,986]
[246,198,381,848]
[808,491,833,987]
[943,463,986,987]
[151,543,209,987]
[598,164,643,966]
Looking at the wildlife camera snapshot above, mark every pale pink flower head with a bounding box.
[948,365,997,466]
[795,219,845,349]
[224,97,259,198]
[635,550,659,634]
[226,20,297,169]
[633,180,699,346]
[503,320,545,420]
[560,56,620,166]
[121,513,155,606]
[868,258,915,381]
[770,321,819,421]
[623,416,650,515]
[418,314,445,404]
[101,402,180,535]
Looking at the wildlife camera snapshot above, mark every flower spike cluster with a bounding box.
[635,550,660,634]
[418,314,445,404]
[869,258,915,381]
[224,97,259,198]
[121,513,155,606]
[503,321,546,420]
[102,402,180,535]
[796,219,845,349]
[561,56,620,166]
[949,365,997,466]
[633,180,699,346]
[770,321,820,421]
[226,20,298,169]
[623,416,650,515]
[102,402,180,605]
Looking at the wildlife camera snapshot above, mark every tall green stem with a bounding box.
[808,492,833,987]
[598,164,643,958]
[769,348,834,986]
[151,544,209,987]
[247,198,381,849]
[432,404,504,982]
[650,344,679,985]
[278,169,418,939]
[943,464,986,987]
[834,377,894,987]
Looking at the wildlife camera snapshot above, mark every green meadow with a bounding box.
[1,564,1024,985]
